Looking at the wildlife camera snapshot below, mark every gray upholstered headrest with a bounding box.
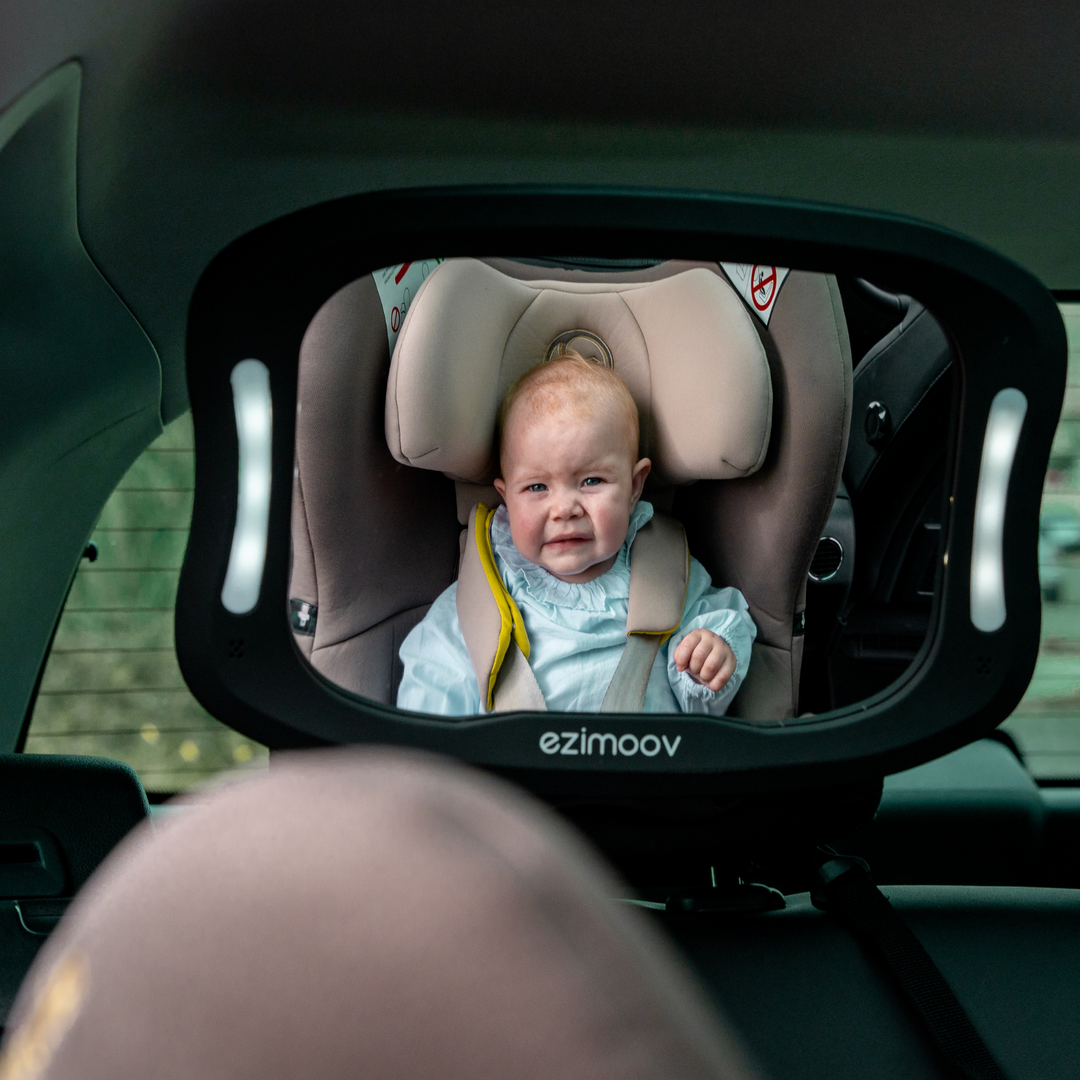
[385,258,772,485]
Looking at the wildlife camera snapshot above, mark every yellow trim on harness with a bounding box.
[475,504,531,710]
[627,544,691,645]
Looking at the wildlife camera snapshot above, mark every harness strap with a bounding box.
[492,637,546,713]
[624,513,690,637]
[457,504,534,712]
[600,635,664,712]
[601,514,690,712]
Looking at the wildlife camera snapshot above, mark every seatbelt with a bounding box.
[456,504,689,713]
[815,858,1010,1080]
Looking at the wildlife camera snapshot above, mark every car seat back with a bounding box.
[674,271,853,718]
[289,279,462,698]
[291,258,851,719]
[0,750,759,1079]
[386,258,773,490]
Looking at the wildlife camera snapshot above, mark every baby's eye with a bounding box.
[582,477,603,487]
[527,483,547,493]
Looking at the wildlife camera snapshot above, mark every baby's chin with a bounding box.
[537,550,620,584]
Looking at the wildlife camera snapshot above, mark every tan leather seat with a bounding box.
[291,258,851,719]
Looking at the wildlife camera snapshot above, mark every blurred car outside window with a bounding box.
[1002,302,1080,779]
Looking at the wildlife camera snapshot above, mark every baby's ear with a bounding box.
[493,478,507,499]
[631,457,651,502]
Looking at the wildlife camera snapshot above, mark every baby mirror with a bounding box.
[176,187,1065,795]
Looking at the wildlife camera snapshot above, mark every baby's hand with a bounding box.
[673,629,736,693]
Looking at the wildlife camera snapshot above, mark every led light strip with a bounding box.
[221,359,273,615]
[970,387,1028,633]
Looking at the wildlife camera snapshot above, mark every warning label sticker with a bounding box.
[720,263,790,325]
[373,260,444,354]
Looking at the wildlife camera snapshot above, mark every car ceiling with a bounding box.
[3,0,1080,422]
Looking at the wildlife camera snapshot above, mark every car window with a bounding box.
[23,413,268,797]
[1002,301,1080,780]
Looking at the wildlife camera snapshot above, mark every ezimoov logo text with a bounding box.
[539,730,681,758]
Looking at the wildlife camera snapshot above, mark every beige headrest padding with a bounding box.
[385,259,772,485]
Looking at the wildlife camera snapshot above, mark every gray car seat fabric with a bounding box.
[386,259,773,486]
[839,739,1044,887]
[806,287,954,710]
[0,750,760,1080]
[291,277,461,699]
[676,272,853,719]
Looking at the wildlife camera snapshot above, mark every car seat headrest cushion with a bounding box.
[385,259,772,486]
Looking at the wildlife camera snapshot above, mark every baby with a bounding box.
[396,352,756,715]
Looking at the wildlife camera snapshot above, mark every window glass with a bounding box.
[24,413,269,796]
[1003,302,1080,779]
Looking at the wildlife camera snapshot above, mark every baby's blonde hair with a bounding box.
[498,350,640,466]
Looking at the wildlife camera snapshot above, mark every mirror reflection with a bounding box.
[288,258,955,720]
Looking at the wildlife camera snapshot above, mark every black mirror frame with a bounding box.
[177,186,1066,798]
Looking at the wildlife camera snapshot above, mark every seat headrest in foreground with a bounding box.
[0,754,148,897]
[385,259,772,486]
[0,750,758,1080]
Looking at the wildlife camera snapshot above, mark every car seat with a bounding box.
[290,257,851,720]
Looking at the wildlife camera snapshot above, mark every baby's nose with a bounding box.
[551,491,583,517]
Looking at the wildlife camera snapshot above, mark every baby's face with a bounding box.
[493,406,650,584]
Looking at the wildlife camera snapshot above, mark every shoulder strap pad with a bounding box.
[626,511,690,641]
[456,504,533,712]
[600,511,690,713]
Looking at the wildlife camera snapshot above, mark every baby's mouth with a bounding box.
[545,534,591,549]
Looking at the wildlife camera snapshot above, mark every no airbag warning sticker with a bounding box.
[373,260,444,355]
[720,264,790,325]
